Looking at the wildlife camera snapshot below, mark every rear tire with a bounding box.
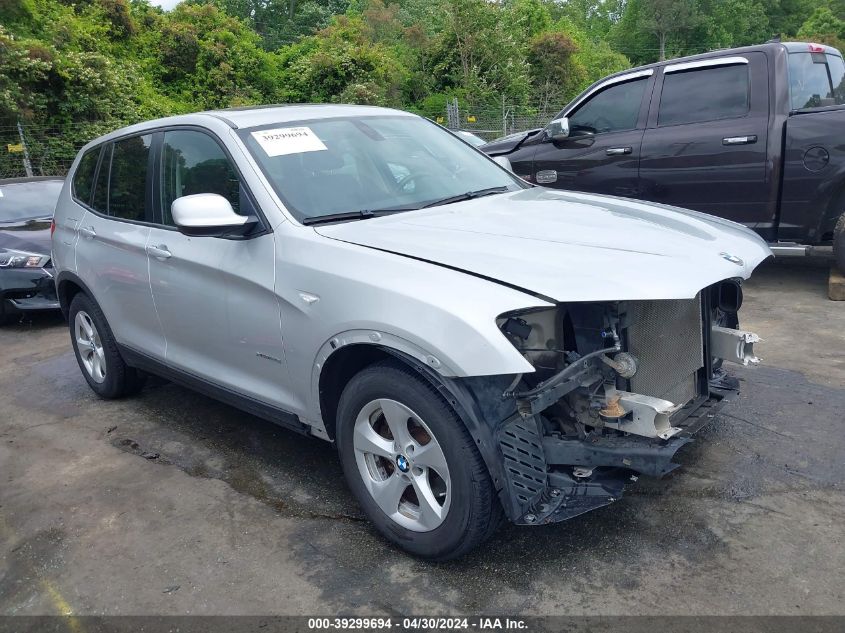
[336,360,502,560]
[834,213,845,274]
[68,293,146,398]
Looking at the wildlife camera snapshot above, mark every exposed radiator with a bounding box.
[624,294,704,406]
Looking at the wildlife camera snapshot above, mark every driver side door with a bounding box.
[531,73,654,197]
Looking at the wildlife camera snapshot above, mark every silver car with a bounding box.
[52,105,770,559]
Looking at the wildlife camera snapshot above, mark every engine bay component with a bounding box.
[711,325,761,366]
[600,351,638,378]
[601,389,684,440]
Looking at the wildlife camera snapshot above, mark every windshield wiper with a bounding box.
[302,208,410,226]
[422,186,510,209]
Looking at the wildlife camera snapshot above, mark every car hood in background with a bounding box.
[315,188,772,303]
[0,219,52,256]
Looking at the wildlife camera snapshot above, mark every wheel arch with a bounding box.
[56,271,96,320]
[315,336,521,521]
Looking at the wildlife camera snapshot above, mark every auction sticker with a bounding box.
[251,126,327,157]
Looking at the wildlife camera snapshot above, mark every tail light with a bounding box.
[50,219,56,237]
[809,43,826,53]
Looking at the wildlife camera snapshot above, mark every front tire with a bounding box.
[68,293,146,398]
[336,360,502,560]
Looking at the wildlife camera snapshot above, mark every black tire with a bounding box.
[68,293,146,398]
[834,213,845,275]
[0,303,17,326]
[336,360,503,560]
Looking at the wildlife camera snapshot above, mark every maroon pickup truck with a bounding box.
[483,41,845,272]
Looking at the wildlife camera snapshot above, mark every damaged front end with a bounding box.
[480,279,760,526]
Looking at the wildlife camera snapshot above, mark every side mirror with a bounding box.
[492,155,514,172]
[546,117,570,141]
[171,193,253,237]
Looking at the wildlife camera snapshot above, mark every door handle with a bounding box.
[722,135,757,145]
[79,226,96,239]
[606,147,632,155]
[146,244,172,260]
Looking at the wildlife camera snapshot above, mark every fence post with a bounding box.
[16,120,33,178]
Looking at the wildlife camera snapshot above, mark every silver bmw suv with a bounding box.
[53,105,770,559]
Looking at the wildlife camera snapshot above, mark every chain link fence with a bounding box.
[1,120,129,180]
[440,99,561,142]
[1,102,555,180]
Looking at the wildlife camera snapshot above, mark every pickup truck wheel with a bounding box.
[68,293,146,399]
[336,361,502,560]
[834,213,845,274]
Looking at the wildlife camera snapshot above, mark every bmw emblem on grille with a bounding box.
[719,252,744,266]
[396,455,410,473]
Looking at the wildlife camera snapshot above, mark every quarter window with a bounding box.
[658,64,750,127]
[568,78,648,135]
[160,130,241,226]
[73,147,100,205]
[788,52,845,110]
[91,144,111,215]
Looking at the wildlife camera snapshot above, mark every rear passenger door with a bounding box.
[146,128,291,409]
[639,54,772,230]
[531,73,653,196]
[73,134,166,359]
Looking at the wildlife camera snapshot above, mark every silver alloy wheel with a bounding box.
[353,398,451,532]
[74,310,106,384]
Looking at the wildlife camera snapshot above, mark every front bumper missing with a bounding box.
[498,383,737,526]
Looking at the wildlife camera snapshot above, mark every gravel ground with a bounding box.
[0,258,843,616]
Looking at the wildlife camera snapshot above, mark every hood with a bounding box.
[314,188,772,303]
[481,129,541,156]
[0,219,52,257]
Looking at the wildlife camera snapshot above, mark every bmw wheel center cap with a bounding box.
[396,454,410,473]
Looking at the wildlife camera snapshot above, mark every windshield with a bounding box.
[240,115,525,223]
[788,52,845,110]
[0,180,63,222]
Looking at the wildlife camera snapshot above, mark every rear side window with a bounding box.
[108,134,152,222]
[568,78,648,135]
[160,130,241,226]
[73,147,100,205]
[788,52,845,109]
[658,64,750,126]
[91,144,111,215]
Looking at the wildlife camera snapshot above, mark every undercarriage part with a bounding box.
[710,325,761,366]
[541,433,691,478]
[514,468,628,525]
[496,414,547,517]
[601,390,685,440]
[600,351,638,378]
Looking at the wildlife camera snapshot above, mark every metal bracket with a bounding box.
[711,326,761,366]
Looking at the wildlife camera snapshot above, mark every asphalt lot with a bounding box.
[1,259,843,616]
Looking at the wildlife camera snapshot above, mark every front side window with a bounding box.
[658,64,750,127]
[108,134,152,222]
[789,52,845,109]
[73,147,100,205]
[240,116,524,223]
[567,78,648,135]
[160,130,241,226]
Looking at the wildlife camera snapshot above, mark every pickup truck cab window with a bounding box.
[567,77,648,135]
[658,64,750,127]
[788,51,845,109]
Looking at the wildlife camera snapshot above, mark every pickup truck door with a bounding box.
[639,53,772,232]
[529,72,654,196]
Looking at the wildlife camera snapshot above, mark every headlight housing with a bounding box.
[0,249,48,268]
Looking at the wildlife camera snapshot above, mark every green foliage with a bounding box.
[0,0,835,140]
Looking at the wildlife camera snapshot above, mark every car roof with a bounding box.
[83,104,419,150]
[598,41,843,84]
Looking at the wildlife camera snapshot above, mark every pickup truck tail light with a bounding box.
[808,43,826,53]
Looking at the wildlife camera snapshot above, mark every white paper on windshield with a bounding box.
[251,127,327,157]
